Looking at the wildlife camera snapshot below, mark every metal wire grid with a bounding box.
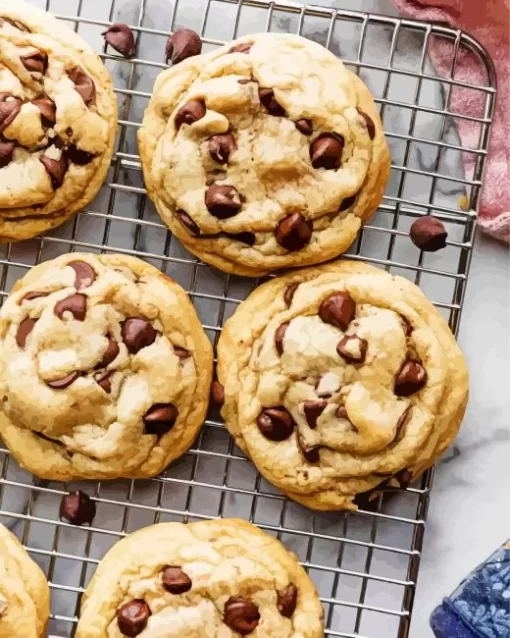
[0,0,496,636]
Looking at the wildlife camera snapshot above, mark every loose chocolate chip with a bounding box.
[258,88,286,117]
[176,209,201,236]
[274,322,289,356]
[143,403,178,435]
[277,583,298,618]
[310,133,344,170]
[205,184,242,219]
[39,155,68,189]
[303,400,327,429]
[32,97,56,126]
[0,95,22,133]
[16,317,37,348]
[175,99,206,129]
[174,345,190,360]
[337,334,368,364]
[97,336,120,368]
[166,28,202,64]
[223,596,260,635]
[0,139,15,168]
[46,371,81,389]
[319,292,356,331]
[21,291,48,303]
[162,565,192,594]
[229,42,253,54]
[67,67,96,106]
[409,216,448,252]
[65,144,95,165]
[60,490,96,525]
[102,23,136,58]
[284,283,299,307]
[357,108,376,140]
[211,380,225,407]
[257,407,295,441]
[94,370,114,394]
[339,194,357,212]
[275,212,312,252]
[208,132,236,164]
[117,600,151,638]
[121,318,157,354]
[69,261,97,289]
[297,433,321,464]
[223,231,256,246]
[394,359,427,397]
[54,293,87,321]
[294,119,313,135]
[401,316,413,337]
[21,50,48,74]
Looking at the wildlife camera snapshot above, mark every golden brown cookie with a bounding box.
[138,33,390,276]
[217,260,469,510]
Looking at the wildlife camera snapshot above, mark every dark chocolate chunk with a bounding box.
[67,67,96,106]
[274,322,289,356]
[175,99,206,129]
[54,293,87,321]
[394,360,427,397]
[258,88,286,117]
[409,216,448,252]
[121,318,157,354]
[257,407,295,442]
[277,583,298,618]
[166,28,202,64]
[337,334,368,364]
[16,317,37,348]
[161,565,192,594]
[275,212,312,251]
[176,209,201,237]
[319,292,356,331]
[223,596,260,635]
[208,132,236,164]
[117,600,151,638]
[60,490,96,525]
[297,433,321,464]
[303,400,327,429]
[310,133,344,170]
[294,118,313,135]
[205,184,242,219]
[102,23,137,58]
[143,403,178,435]
[65,144,96,165]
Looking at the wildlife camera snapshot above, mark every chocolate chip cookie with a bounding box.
[0,523,50,637]
[217,260,469,510]
[0,1,117,243]
[76,519,323,637]
[138,33,390,276]
[0,253,213,480]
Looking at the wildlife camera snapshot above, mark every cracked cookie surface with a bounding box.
[217,261,468,510]
[0,253,213,480]
[138,33,390,276]
[76,519,323,638]
[0,0,117,242]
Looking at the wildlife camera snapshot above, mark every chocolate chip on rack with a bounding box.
[319,291,356,331]
[223,596,260,635]
[208,132,236,164]
[277,583,298,618]
[121,317,157,354]
[275,212,313,251]
[310,133,344,169]
[117,600,151,638]
[166,28,202,65]
[303,400,327,429]
[410,216,448,252]
[274,322,289,355]
[205,184,242,219]
[175,99,206,129]
[60,490,96,526]
[257,407,295,441]
[161,565,192,594]
[102,23,136,58]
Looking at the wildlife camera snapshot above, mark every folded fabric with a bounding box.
[391,0,510,243]
[430,540,510,638]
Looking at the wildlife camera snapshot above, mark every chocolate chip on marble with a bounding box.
[277,583,298,618]
[275,212,312,251]
[46,371,81,389]
[208,132,236,164]
[303,400,327,429]
[0,140,15,168]
[394,360,427,397]
[337,334,368,364]
[162,565,192,594]
[357,108,376,140]
[68,261,97,289]
[0,95,22,133]
[174,345,190,360]
[21,50,48,74]
[166,28,202,64]
[409,216,448,252]
[205,184,242,219]
[16,318,37,348]
[121,318,157,354]
[21,291,49,303]
[94,370,114,394]
[339,194,357,212]
[60,490,96,526]
[39,155,68,189]
[258,88,286,117]
[97,336,120,368]
[257,407,295,441]
[297,433,321,464]
[143,403,178,435]
[32,97,56,126]
[319,292,356,331]
[175,99,206,129]
[102,23,136,58]
[223,596,260,635]
[117,600,151,638]
[54,293,87,321]
[310,133,344,170]
[229,42,253,54]
[284,282,299,307]
[274,322,289,356]
[67,67,96,106]
[294,119,313,135]
[223,231,256,246]
[211,380,225,407]
[65,144,96,166]
[176,209,201,237]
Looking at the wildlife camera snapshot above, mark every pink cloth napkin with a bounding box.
[391,0,510,243]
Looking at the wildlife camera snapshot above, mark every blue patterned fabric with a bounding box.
[430,541,510,638]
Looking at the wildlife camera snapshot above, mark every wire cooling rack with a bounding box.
[0,0,496,636]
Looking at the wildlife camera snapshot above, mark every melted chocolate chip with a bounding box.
[0,139,15,168]
[97,336,120,368]
[69,261,97,289]
[339,194,357,211]
[357,108,376,140]
[67,67,96,106]
[223,231,256,246]
[284,282,299,307]
[102,23,137,58]
[394,360,427,397]
[297,433,321,464]
[54,293,87,321]
[277,583,298,618]
[161,565,192,594]
[94,370,114,394]
[65,144,96,165]
[166,28,202,64]
[258,88,286,117]
[303,400,327,429]
[0,17,30,31]
[21,50,48,74]
[45,371,81,389]
[39,155,68,189]
[257,407,295,441]
[0,95,22,133]
[16,317,37,348]
[294,119,313,135]
[211,380,225,407]
[205,184,242,219]
[410,216,448,252]
[175,99,206,129]
[143,403,178,435]
[176,209,201,236]
[319,292,356,331]
[310,133,344,170]
[337,334,368,364]
[32,97,56,126]
[223,596,260,635]
[21,291,49,303]
[208,132,236,164]
[229,42,253,54]
[174,345,190,360]
[121,318,157,354]
[275,212,312,251]
[274,322,289,356]
[401,316,413,337]
[397,468,412,488]
[60,490,96,526]
[117,600,151,638]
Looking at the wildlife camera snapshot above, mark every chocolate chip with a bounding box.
[337,334,368,364]
[223,596,260,635]
[395,406,411,440]
[401,316,413,337]
[166,28,202,64]
[21,291,48,303]
[310,133,344,170]
[257,407,295,441]
[297,433,321,464]
[336,405,349,420]
[97,336,120,368]
[121,318,157,354]
[294,119,313,135]
[174,345,190,360]
[238,78,254,85]
[0,140,15,168]
[102,23,136,58]
[67,67,96,106]
[277,583,298,618]
[0,95,22,133]
[175,99,206,129]
[39,155,68,189]
[21,50,48,74]
[176,209,201,236]
[94,370,114,394]
[394,360,427,396]
[54,293,87,321]
[274,322,289,356]
[46,371,81,389]
[143,403,178,435]
[211,380,225,407]
[357,108,376,140]
[60,490,96,525]
[117,600,151,638]
[32,97,56,126]
[162,565,192,594]
[319,292,356,331]
[208,132,236,164]
[0,17,30,31]
[205,184,242,219]
[409,216,448,252]
[16,318,37,348]
[229,42,253,54]
[68,261,97,289]
[223,231,256,246]
[397,468,412,488]
[65,144,95,165]
[303,400,327,429]
[275,212,312,251]
[258,88,286,117]
[283,283,299,307]
[339,194,357,211]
